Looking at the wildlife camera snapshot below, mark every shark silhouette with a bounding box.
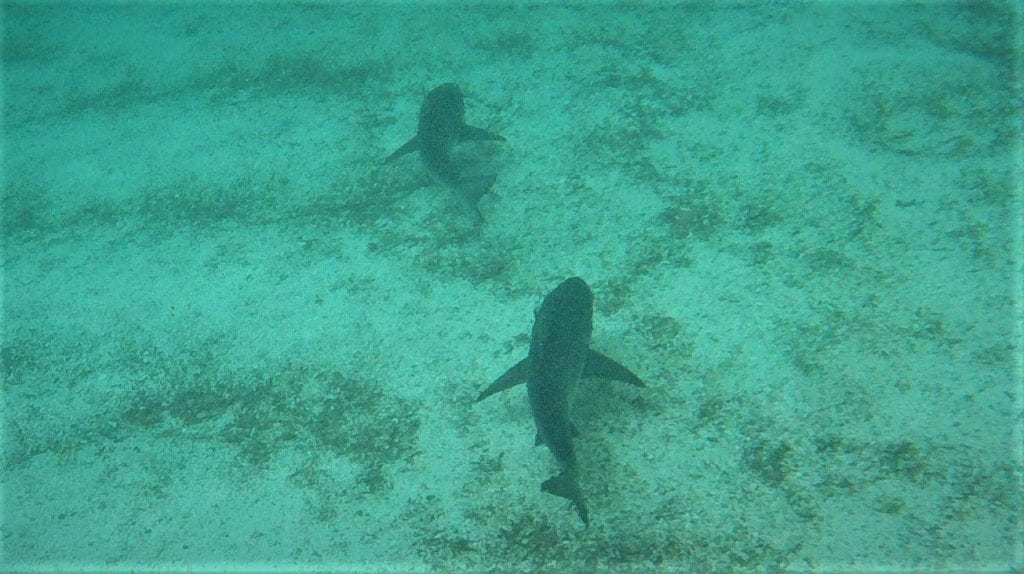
[477,277,645,525]
[385,83,506,221]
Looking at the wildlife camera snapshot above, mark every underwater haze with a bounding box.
[2,2,1022,572]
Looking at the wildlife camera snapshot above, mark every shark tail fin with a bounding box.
[542,471,590,526]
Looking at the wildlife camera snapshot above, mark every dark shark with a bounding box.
[385,83,506,220]
[476,277,645,525]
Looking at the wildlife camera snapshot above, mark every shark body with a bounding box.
[477,277,645,525]
[385,83,506,220]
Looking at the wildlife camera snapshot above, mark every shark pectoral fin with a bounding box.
[584,350,646,387]
[541,472,590,526]
[476,358,530,402]
[459,124,506,142]
[384,136,419,164]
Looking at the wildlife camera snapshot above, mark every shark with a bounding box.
[384,83,506,221]
[476,277,645,525]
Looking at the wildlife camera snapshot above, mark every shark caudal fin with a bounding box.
[542,471,590,526]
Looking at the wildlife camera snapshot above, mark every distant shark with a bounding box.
[476,277,645,525]
[384,83,506,221]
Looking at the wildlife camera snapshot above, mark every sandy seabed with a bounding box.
[2,3,1022,572]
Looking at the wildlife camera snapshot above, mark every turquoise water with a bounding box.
[2,2,1021,572]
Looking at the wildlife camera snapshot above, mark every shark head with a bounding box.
[532,277,594,350]
[418,83,465,135]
